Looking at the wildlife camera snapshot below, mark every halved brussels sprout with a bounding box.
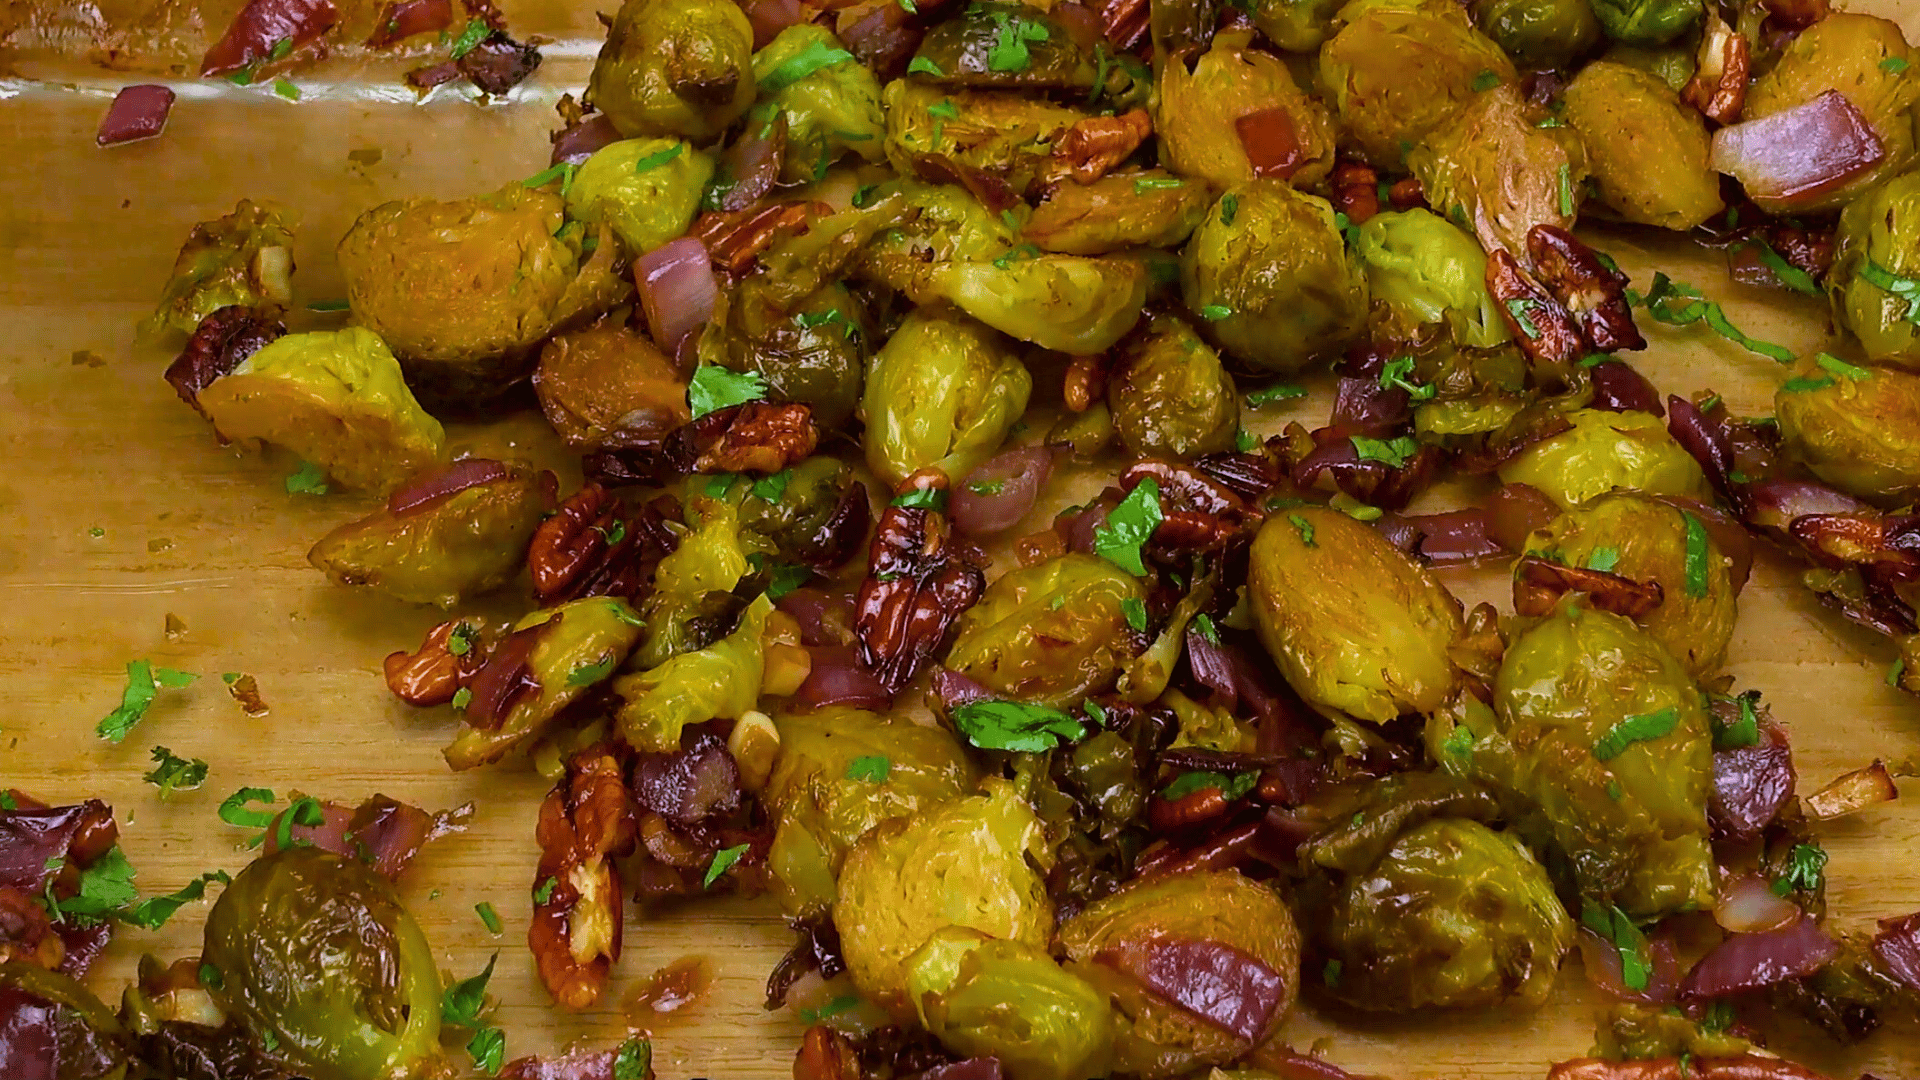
[1180,180,1367,373]
[1248,505,1464,723]
[336,184,627,402]
[944,553,1146,709]
[635,496,751,669]
[859,180,1021,289]
[1496,408,1712,509]
[587,0,756,142]
[834,778,1054,1019]
[1585,0,1701,46]
[716,280,872,431]
[1109,313,1241,457]
[615,594,774,753]
[1156,28,1336,189]
[308,461,549,607]
[533,315,690,453]
[141,199,294,341]
[564,137,714,256]
[882,79,1090,197]
[909,2,1102,91]
[1829,169,1920,368]
[905,928,1116,1080]
[1351,208,1510,349]
[859,310,1032,486]
[1317,0,1517,169]
[722,454,869,569]
[908,255,1150,354]
[1775,361,1920,505]
[1599,42,1695,92]
[1410,83,1584,257]
[1562,61,1723,230]
[202,846,447,1080]
[1471,0,1601,68]
[753,25,886,183]
[195,327,446,494]
[1025,170,1214,256]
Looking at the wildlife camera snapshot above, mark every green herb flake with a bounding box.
[199,963,224,990]
[442,953,497,1027]
[1199,304,1233,321]
[799,994,863,1023]
[687,364,768,419]
[753,469,792,503]
[1323,958,1343,986]
[468,1027,506,1076]
[760,38,856,92]
[217,787,277,830]
[1747,240,1822,296]
[1636,272,1795,362]
[907,56,944,77]
[0,792,14,811]
[762,561,811,602]
[271,796,324,852]
[1557,163,1573,217]
[967,478,1006,496]
[1471,69,1501,92]
[1714,692,1761,750]
[1220,193,1239,227]
[448,18,489,59]
[1535,115,1566,128]
[123,869,230,930]
[143,746,209,796]
[567,656,617,688]
[1506,298,1542,339]
[1584,547,1620,574]
[1781,375,1836,393]
[98,660,197,743]
[1881,56,1910,75]
[1771,842,1827,897]
[1133,176,1183,194]
[48,846,141,923]
[1700,1001,1736,1034]
[532,876,558,904]
[1192,612,1220,644]
[271,78,299,100]
[633,143,684,173]
[1682,511,1711,598]
[1379,355,1435,401]
[1591,706,1680,761]
[284,461,329,495]
[892,487,948,511]
[1161,770,1257,801]
[613,1038,653,1080]
[951,699,1084,753]
[1093,477,1163,577]
[1350,434,1420,469]
[846,755,891,783]
[1442,724,1474,762]
[1246,383,1307,408]
[268,36,294,60]
[1581,900,1653,991]
[704,843,751,888]
[1816,352,1872,381]
[1288,513,1315,548]
[1121,597,1149,632]
[476,901,503,935]
[927,99,961,120]
[1889,659,1906,688]
[448,622,478,656]
[985,11,1050,73]
[1606,779,1624,801]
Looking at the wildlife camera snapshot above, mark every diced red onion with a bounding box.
[793,645,892,710]
[0,801,116,892]
[1328,375,1409,437]
[551,113,622,166]
[1484,482,1560,551]
[466,622,548,728]
[636,237,719,355]
[713,114,787,213]
[1681,915,1839,999]
[778,588,858,648]
[367,0,451,45]
[1379,509,1506,566]
[1578,929,1681,1004]
[1710,90,1886,209]
[837,0,922,81]
[950,448,1057,536]
[1710,717,1795,841]
[54,921,113,979]
[387,458,509,516]
[743,0,809,48]
[1588,361,1665,417]
[1744,479,1869,533]
[97,85,176,147]
[405,60,462,89]
[1870,912,1920,991]
[1804,759,1898,820]
[200,0,340,77]
[1236,107,1306,181]
[1184,630,1321,757]
[1106,937,1285,1041]
[1715,873,1804,935]
[1666,394,1737,495]
[0,985,122,1079]
[261,794,464,879]
[933,667,992,709]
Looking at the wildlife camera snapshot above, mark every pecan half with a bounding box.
[1527,225,1646,353]
[530,746,637,1010]
[1512,555,1666,619]
[794,1026,864,1080]
[1387,177,1425,211]
[529,483,681,605]
[1094,0,1148,50]
[1065,354,1110,412]
[690,201,833,277]
[1486,248,1588,370]
[1330,160,1381,224]
[1052,109,1153,185]
[1683,14,1751,125]
[164,306,284,416]
[694,401,820,474]
[383,618,492,706]
[853,474,987,693]
[1547,1056,1833,1080]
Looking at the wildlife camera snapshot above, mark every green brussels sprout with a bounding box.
[141,199,294,341]
[909,254,1150,354]
[336,184,628,403]
[1584,0,1699,46]
[1561,61,1723,230]
[910,2,1102,91]
[634,496,751,668]
[882,79,1090,198]
[1180,180,1367,373]
[1451,603,1715,917]
[1776,361,1920,505]
[905,928,1116,1080]
[1024,170,1213,256]
[764,707,978,916]
[1497,408,1713,509]
[1470,0,1601,68]
[564,137,713,255]
[859,181,1021,289]
[1409,84,1584,258]
[202,846,447,1080]
[1599,43,1695,92]
[834,778,1054,1019]
[616,594,775,753]
[196,327,446,494]
[1829,170,1920,367]
[1156,28,1336,189]
[1310,816,1573,1011]
[1047,399,1118,458]
[1520,494,1738,675]
[1109,314,1241,457]
[944,553,1147,708]
[306,461,550,608]
[1248,506,1464,724]
[753,26,886,183]
[859,310,1033,486]
[534,315,690,452]
[445,595,648,769]
[1317,0,1518,169]
[721,455,869,567]
[0,961,131,1079]
[1250,0,1343,52]
[718,280,872,429]
[1057,871,1300,1078]
[587,0,756,142]
[1744,14,1919,212]
[1351,208,1510,349]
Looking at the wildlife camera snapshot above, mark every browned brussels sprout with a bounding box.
[587,0,756,142]
[882,79,1089,198]
[533,316,690,453]
[1248,506,1464,724]
[1775,359,1920,506]
[720,454,870,571]
[904,928,1116,1080]
[1025,170,1214,256]
[631,496,751,669]
[1562,61,1723,230]
[1600,42,1695,92]
[1587,0,1701,46]
[858,181,1021,290]
[308,460,550,608]
[910,2,1103,91]
[1180,180,1367,373]
[1497,408,1712,509]
[1156,28,1336,189]
[141,199,294,342]
[754,26,886,183]
[201,846,448,1080]
[943,553,1146,708]
[1409,83,1584,258]
[0,961,131,1080]
[1109,313,1241,458]
[909,255,1151,354]
[1470,0,1601,68]
[1250,0,1343,52]
[1828,169,1920,368]
[859,310,1032,487]
[336,184,628,403]
[1317,0,1518,169]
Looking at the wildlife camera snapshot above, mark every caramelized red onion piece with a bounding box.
[96,85,176,147]
[793,645,892,710]
[917,1061,1007,1080]
[501,1046,634,1080]
[1804,759,1898,820]
[1681,915,1839,999]
[1114,937,1285,1041]
[1715,873,1804,935]
[387,458,509,515]
[465,622,548,728]
[838,0,922,81]
[261,795,467,879]
[0,801,117,891]
[551,113,622,166]
[1483,482,1560,552]
[1328,374,1410,436]
[0,985,121,1079]
[1744,479,1868,532]
[743,0,809,48]
[200,0,340,77]
[950,448,1057,536]
[1666,395,1736,495]
[1870,912,1920,991]
[636,238,719,355]
[1709,90,1886,209]
[778,588,858,648]
[712,116,787,213]
[1376,509,1506,566]
[1588,361,1665,417]
[368,0,452,45]
[632,731,743,826]
[1710,718,1795,841]
[933,667,993,709]
[1578,929,1681,1004]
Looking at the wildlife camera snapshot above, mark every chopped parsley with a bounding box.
[533,876,558,904]
[1192,612,1220,644]
[704,843,751,888]
[269,36,294,60]
[1351,434,1419,470]
[217,787,278,830]
[927,99,961,120]
[1134,177,1184,194]
[1583,547,1620,574]
[796,308,857,339]
[452,686,474,710]
[950,699,1084,752]
[284,461,329,495]
[468,1027,506,1076]
[991,243,1042,270]
[1881,56,1911,75]
[448,622,478,655]
[985,11,1050,73]
[1471,69,1501,92]
[567,657,617,687]
[1581,900,1652,991]
[1220,193,1239,226]
[892,487,948,511]
[143,746,208,796]
[45,847,141,924]
[759,39,855,93]
[123,870,230,930]
[1557,164,1574,217]
[1379,355,1435,400]
[756,558,811,602]
[1288,513,1315,547]
[442,953,497,1028]
[687,365,767,419]
[1506,298,1542,339]
[1682,511,1711,598]
[1246,383,1307,407]
[799,995,863,1023]
[1815,352,1872,381]
[967,479,1006,496]
[1712,692,1760,750]
[1093,477,1162,577]
[908,56,944,77]
[476,901,503,934]
[1442,724,1474,762]
[1771,842,1827,897]
[846,755,892,783]
[1235,429,1259,452]
[632,144,684,173]
[448,18,490,59]
[1591,706,1679,761]
[1161,770,1257,801]
[1121,597,1148,632]
[1745,240,1821,296]
[613,1038,653,1080]
[271,78,299,101]
[1781,375,1835,393]
[1890,659,1906,688]
[97,660,197,743]
[1635,272,1795,363]
[1199,304,1233,321]
[753,469,792,503]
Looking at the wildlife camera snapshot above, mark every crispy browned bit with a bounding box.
[1330,160,1381,224]
[794,1025,864,1080]
[383,619,489,706]
[1805,759,1898,820]
[224,673,268,717]
[1051,109,1153,185]
[693,401,820,474]
[1094,0,1148,50]
[853,472,987,694]
[528,483,680,605]
[1512,555,1666,619]
[1486,248,1589,370]
[164,306,284,417]
[1684,14,1751,125]
[690,201,833,277]
[1064,354,1110,412]
[164,612,187,640]
[1547,1056,1834,1080]
[1527,225,1646,353]
[1787,513,1920,571]
[531,746,637,1011]
[0,886,63,969]
[1388,177,1425,210]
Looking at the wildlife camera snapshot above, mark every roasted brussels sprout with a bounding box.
[1109,314,1241,457]
[587,0,756,142]
[1829,169,1920,367]
[1057,870,1300,1078]
[0,961,131,1079]
[336,184,627,402]
[1585,0,1701,46]
[196,327,446,494]
[1599,42,1695,92]
[944,553,1146,708]
[1409,83,1583,257]
[1775,360,1920,505]
[906,255,1151,354]
[202,846,447,1080]
[1743,13,1919,212]
[859,181,1021,289]
[1561,61,1723,230]
[1594,1002,1753,1061]
[308,460,550,607]
[533,315,690,452]
[1025,170,1214,256]
[882,80,1089,197]
[634,496,751,669]
[753,26,886,183]
[1350,209,1509,349]
[834,778,1054,1019]
[564,137,713,255]
[1317,0,1517,169]
[764,707,978,916]
[1452,604,1715,916]
[910,2,1103,91]
[615,594,775,752]
[1248,506,1464,723]
[1156,28,1336,189]
[1497,408,1712,509]
[859,310,1032,487]
[444,596,647,769]
[1311,816,1573,1011]
[1471,0,1601,69]
[905,928,1116,1080]
[1250,0,1343,52]
[1180,180,1367,373]
[1520,494,1738,675]
[141,199,294,341]
[724,454,869,569]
